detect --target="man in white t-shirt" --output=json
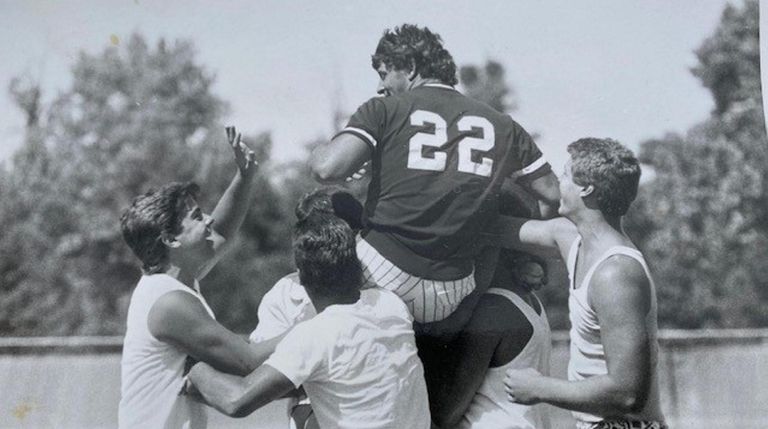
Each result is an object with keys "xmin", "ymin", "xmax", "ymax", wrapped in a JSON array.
[
  {"xmin": 189, "ymin": 213, "xmax": 430, "ymax": 428},
  {"xmin": 248, "ymin": 188, "xmax": 364, "ymax": 429},
  {"xmin": 119, "ymin": 127, "xmax": 279, "ymax": 429}
]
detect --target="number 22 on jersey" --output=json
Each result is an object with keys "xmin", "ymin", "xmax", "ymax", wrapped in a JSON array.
[{"xmin": 407, "ymin": 110, "xmax": 494, "ymax": 177}]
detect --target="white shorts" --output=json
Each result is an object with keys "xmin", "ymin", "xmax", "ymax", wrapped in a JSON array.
[{"xmin": 357, "ymin": 238, "xmax": 476, "ymax": 323}]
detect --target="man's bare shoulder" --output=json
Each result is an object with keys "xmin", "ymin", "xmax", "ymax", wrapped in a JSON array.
[{"xmin": 589, "ymin": 254, "xmax": 651, "ymax": 313}]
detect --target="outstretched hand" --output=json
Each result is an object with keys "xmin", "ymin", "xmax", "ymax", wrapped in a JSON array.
[{"xmin": 226, "ymin": 126, "xmax": 258, "ymax": 177}]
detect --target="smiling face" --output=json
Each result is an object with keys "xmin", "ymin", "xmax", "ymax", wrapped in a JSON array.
[
  {"xmin": 171, "ymin": 196, "xmax": 215, "ymax": 262},
  {"xmin": 375, "ymin": 63, "xmax": 411, "ymax": 97}
]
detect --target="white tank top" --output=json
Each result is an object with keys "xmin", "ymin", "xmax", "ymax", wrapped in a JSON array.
[
  {"xmin": 566, "ymin": 236, "xmax": 664, "ymax": 425},
  {"xmin": 459, "ymin": 288, "xmax": 552, "ymax": 429},
  {"xmin": 119, "ymin": 274, "xmax": 215, "ymax": 429}
]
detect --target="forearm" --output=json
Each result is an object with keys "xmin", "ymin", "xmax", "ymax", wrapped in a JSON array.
[
  {"xmin": 189, "ymin": 363, "xmax": 250, "ymax": 417},
  {"xmin": 190, "ymin": 362, "xmax": 295, "ymax": 418},
  {"xmin": 211, "ymin": 171, "xmax": 256, "ymax": 240},
  {"xmin": 192, "ymin": 334, "xmax": 261, "ymax": 376},
  {"xmin": 532, "ymin": 374, "xmax": 643, "ymax": 417},
  {"xmin": 538, "ymin": 199, "xmax": 559, "ymax": 219}
]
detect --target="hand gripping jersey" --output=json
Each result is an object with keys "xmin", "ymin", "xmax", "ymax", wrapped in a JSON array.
[{"xmin": 338, "ymin": 83, "xmax": 550, "ymax": 280}]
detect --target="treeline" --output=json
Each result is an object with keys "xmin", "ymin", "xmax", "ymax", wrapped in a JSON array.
[{"xmin": 0, "ymin": 0, "xmax": 763, "ymax": 335}]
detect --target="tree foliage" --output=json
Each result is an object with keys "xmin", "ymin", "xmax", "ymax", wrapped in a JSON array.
[
  {"xmin": 460, "ymin": 60, "xmax": 517, "ymax": 113},
  {"xmin": 625, "ymin": 0, "xmax": 766, "ymax": 328},
  {"xmin": 0, "ymin": 35, "xmax": 300, "ymax": 335}
]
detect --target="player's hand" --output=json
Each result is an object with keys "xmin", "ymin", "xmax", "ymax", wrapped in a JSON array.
[
  {"xmin": 345, "ymin": 162, "xmax": 369, "ymax": 182},
  {"xmin": 225, "ymin": 126, "xmax": 258, "ymax": 177},
  {"xmin": 504, "ymin": 368, "xmax": 543, "ymax": 405}
]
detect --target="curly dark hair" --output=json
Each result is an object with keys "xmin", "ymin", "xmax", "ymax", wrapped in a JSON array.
[
  {"xmin": 293, "ymin": 213, "xmax": 362, "ymax": 295},
  {"xmin": 371, "ymin": 24, "xmax": 458, "ymax": 86},
  {"xmin": 567, "ymin": 138, "xmax": 641, "ymax": 217},
  {"xmin": 120, "ymin": 182, "xmax": 200, "ymax": 274}
]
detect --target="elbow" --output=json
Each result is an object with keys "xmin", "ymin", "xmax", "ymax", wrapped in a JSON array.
[
  {"xmin": 432, "ymin": 413, "xmax": 459, "ymax": 429},
  {"xmin": 614, "ymin": 390, "xmax": 645, "ymax": 415},
  {"xmin": 309, "ymin": 151, "xmax": 344, "ymax": 183},
  {"xmin": 310, "ymin": 161, "xmax": 340, "ymax": 183},
  {"xmin": 222, "ymin": 393, "xmax": 251, "ymax": 418},
  {"xmin": 430, "ymin": 403, "xmax": 462, "ymax": 428}
]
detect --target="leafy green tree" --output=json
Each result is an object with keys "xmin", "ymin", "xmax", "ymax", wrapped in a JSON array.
[
  {"xmin": 625, "ymin": 0, "xmax": 767, "ymax": 328},
  {"xmin": 1, "ymin": 35, "xmax": 299, "ymax": 335}
]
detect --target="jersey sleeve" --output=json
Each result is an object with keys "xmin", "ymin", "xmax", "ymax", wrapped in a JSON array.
[
  {"xmin": 263, "ymin": 322, "xmax": 327, "ymax": 388},
  {"xmin": 334, "ymin": 97, "xmax": 387, "ymax": 150},
  {"xmin": 507, "ymin": 121, "xmax": 552, "ymax": 183},
  {"xmin": 249, "ymin": 278, "xmax": 294, "ymax": 342}
]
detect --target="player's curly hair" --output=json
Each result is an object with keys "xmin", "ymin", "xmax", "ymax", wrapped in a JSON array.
[
  {"xmin": 120, "ymin": 182, "xmax": 200, "ymax": 274},
  {"xmin": 567, "ymin": 138, "xmax": 641, "ymax": 217},
  {"xmin": 371, "ymin": 24, "xmax": 458, "ymax": 86}
]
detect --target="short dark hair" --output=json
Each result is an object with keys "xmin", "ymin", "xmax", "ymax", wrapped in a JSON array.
[
  {"xmin": 371, "ymin": 24, "xmax": 458, "ymax": 86},
  {"xmin": 567, "ymin": 138, "xmax": 641, "ymax": 217},
  {"xmin": 295, "ymin": 188, "xmax": 364, "ymax": 231},
  {"xmin": 120, "ymin": 182, "xmax": 200, "ymax": 274},
  {"xmin": 293, "ymin": 213, "xmax": 362, "ymax": 296}
]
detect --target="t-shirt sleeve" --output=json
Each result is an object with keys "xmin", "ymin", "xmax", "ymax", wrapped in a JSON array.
[
  {"xmin": 507, "ymin": 120, "xmax": 552, "ymax": 183},
  {"xmin": 334, "ymin": 97, "xmax": 387, "ymax": 150},
  {"xmin": 250, "ymin": 281, "xmax": 292, "ymax": 342},
  {"xmin": 263, "ymin": 322, "xmax": 326, "ymax": 388}
]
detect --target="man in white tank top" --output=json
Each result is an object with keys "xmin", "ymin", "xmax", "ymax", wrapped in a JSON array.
[
  {"xmin": 496, "ymin": 138, "xmax": 666, "ymax": 428},
  {"xmin": 119, "ymin": 127, "xmax": 279, "ymax": 429},
  {"xmin": 430, "ymin": 247, "xmax": 552, "ymax": 429}
]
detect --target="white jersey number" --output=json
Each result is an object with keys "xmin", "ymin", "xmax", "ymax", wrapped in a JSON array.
[{"xmin": 407, "ymin": 110, "xmax": 494, "ymax": 177}]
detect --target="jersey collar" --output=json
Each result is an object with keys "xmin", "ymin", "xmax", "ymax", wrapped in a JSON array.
[{"xmin": 422, "ymin": 83, "xmax": 457, "ymax": 91}]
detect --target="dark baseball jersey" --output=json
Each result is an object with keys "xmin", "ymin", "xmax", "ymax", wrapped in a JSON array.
[{"xmin": 337, "ymin": 83, "xmax": 550, "ymax": 280}]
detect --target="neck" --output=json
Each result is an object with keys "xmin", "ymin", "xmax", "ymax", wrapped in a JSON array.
[
  {"xmin": 409, "ymin": 76, "xmax": 447, "ymax": 90},
  {"xmin": 163, "ymin": 262, "xmax": 197, "ymax": 289},
  {"xmin": 309, "ymin": 289, "xmax": 361, "ymax": 313},
  {"xmin": 572, "ymin": 210, "xmax": 624, "ymax": 246},
  {"xmin": 492, "ymin": 265, "xmax": 533, "ymax": 298}
]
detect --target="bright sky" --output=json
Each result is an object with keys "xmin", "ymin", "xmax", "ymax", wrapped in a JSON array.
[{"xmin": 0, "ymin": 0, "xmax": 732, "ymax": 172}]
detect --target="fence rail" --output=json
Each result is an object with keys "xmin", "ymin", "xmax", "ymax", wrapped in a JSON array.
[{"xmin": 2, "ymin": 328, "xmax": 768, "ymax": 354}]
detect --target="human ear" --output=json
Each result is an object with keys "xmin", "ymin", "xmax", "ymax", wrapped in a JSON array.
[
  {"xmin": 579, "ymin": 185, "xmax": 594, "ymax": 198},
  {"xmin": 161, "ymin": 233, "xmax": 181, "ymax": 249},
  {"xmin": 408, "ymin": 59, "xmax": 418, "ymax": 81}
]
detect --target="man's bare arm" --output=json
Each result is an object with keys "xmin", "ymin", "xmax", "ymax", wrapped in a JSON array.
[
  {"xmin": 431, "ymin": 323, "xmax": 500, "ymax": 428},
  {"xmin": 310, "ymin": 133, "xmax": 371, "ymax": 183},
  {"xmin": 199, "ymin": 127, "xmax": 259, "ymax": 279},
  {"xmin": 188, "ymin": 362, "xmax": 295, "ymax": 418},
  {"xmin": 505, "ymin": 257, "xmax": 653, "ymax": 416},
  {"xmin": 486, "ymin": 216, "xmax": 576, "ymax": 259},
  {"xmin": 149, "ymin": 291, "xmax": 282, "ymax": 376},
  {"xmin": 522, "ymin": 171, "xmax": 560, "ymax": 219}
]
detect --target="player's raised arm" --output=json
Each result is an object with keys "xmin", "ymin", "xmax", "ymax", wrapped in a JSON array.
[
  {"xmin": 188, "ymin": 362, "xmax": 295, "ymax": 418},
  {"xmin": 310, "ymin": 133, "xmax": 372, "ymax": 183},
  {"xmin": 197, "ymin": 126, "xmax": 258, "ymax": 279}
]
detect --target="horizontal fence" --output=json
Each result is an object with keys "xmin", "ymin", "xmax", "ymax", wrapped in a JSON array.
[
  {"xmin": 0, "ymin": 330, "xmax": 766, "ymax": 428},
  {"xmin": 3, "ymin": 328, "xmax": 768, "ymax": 353}
]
